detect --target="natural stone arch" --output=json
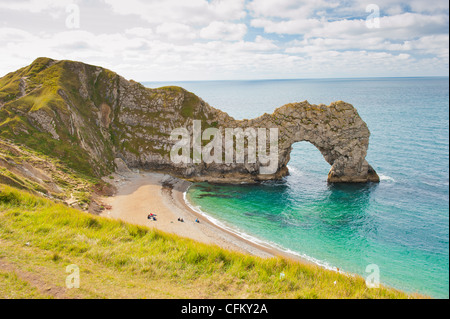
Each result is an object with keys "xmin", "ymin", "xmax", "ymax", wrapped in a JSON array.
[
  {"xmin": 131, "ymin": 95, "xmax": 380, "ymax": 184},
  {"xmin": 241, "ymin": 100, "xmax": 380, "ymax": 183},
  {"xmin": 104, "ymin": 78, "xmax": 379, "ymax": 183}
]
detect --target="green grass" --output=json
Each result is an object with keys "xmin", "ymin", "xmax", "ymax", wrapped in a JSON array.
[
  {"xmin": 0, "ymin": 269, "xmax": 51, "ymax": 299},
  {"xmin": 0, "ymin": 139, "xmax": 99, "ymax": 207},
  {"xmin": 0, "ymin": 184, "xmax": 417, "ymax": 299},
  {"xmin": 0, "ymin": 58, "xmax": 117, "ymax": 178},
  {"xmin": 180, "ymin": 91, "xmax": 200, "ymax": 118},
  {"xmin": 0, "ymin": 167, "xmax": 48, "ymax": 194}
]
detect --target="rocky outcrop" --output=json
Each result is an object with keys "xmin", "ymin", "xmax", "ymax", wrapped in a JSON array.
[
  {"xmin": 0, "ymin": 57, "xmax": 379, "ymax": 183},
  {"xmin": 138, "ymin": 100, "xmax": 379, "ymax": 183},
  {"xmin": 272, "ymin": 101, "xmax": 379, "ymax": 183}
]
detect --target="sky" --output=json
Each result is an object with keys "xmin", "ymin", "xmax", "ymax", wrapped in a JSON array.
[{"xmin": 0, "ymin": 0, "xmax": 448, "ymax": 81}]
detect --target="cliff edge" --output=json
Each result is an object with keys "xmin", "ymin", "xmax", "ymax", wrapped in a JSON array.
[{"xmin": 0, "ymin": 57, "xmax": 379, "ymax": 183}]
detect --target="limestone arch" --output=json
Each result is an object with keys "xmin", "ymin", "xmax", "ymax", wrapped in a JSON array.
[{"xmin": 243, "ymin": 100, "xmax": 380, "ymax": 183}]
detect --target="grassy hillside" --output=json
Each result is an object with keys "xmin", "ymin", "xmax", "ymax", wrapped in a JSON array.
[
  {"xmin": 0, "ymin": 184, "xmax": 416, "ymax": 299},
  {"xmin": 0, "ymin": 139, "xmax": 114, "ymax": 212},
  {"xmin": 0, "ymin": 58, "xmax": 117, "ymax": 177},
  {"xmin": 0, "ymin": 58, "xmax": 222, "ymax": 180}
]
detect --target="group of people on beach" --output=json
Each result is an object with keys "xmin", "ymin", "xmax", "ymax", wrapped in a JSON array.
[
  {"xmin": 147, "ymin": 212, "xmax": 200, "ymax": 224},
  {"xmin": 177, "ymin": 217, "xmax": 200, "ymax": 223}
]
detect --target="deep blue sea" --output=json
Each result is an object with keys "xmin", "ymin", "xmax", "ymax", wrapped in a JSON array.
[{"xmin": 144, "ymin": 77, "xmax": 449, "ymax": 298}]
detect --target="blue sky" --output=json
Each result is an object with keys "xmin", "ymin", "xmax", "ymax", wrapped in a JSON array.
[{"xmin": 0, "ymin": 0, "xmax": 448, "ymax": 81}]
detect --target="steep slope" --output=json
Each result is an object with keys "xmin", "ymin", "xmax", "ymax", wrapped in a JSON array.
[
  {"xmin": 0, "ymin": 58, "xmax": 379, "ymax": 183},
  {"xmin": 0, "ymin": 139, "xmax": 114, "ymax": 211},
  {"xmin": 0, "ymin": 184, "xmax": 413, "ymax": 298},
  {"xmin": 0, "ymin": 57, "xmax": 116, "ymax": 176}
]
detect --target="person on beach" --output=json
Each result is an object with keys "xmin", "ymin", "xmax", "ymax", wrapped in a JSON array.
[{"xmin": 195, "ymin": 218, "xmax": 199, "ymax": 223}]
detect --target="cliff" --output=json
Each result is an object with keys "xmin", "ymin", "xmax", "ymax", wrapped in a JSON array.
[{"xmin": 0, "ymin": 57, "xmax": 379, "ymax": 183}]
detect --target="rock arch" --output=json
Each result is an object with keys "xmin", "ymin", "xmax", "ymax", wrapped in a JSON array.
[
  {"xmin": 240, "ymin": 100, "xmax": 380, "ymax": 183},
  {"xmin": 91, "ymin": 70, "xmax": 380, "ymax": 184},
  {"xmin": 126, "ymin": 94, "xmax": 380, "ymax": 184}
]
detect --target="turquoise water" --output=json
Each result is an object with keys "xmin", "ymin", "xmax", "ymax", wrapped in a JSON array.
[{"xmin": 144, "ymin": 77, "xmax": 449, "ymax": 298}]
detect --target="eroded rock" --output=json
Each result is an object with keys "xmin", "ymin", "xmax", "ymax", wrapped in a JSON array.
[{"xmin": 0, "ymin": 58, "xmax": 379, "ymax": 183}]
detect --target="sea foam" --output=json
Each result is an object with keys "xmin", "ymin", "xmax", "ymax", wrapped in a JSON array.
[{"xmin": 379, "ymin": 173, "xmax": 395, "ymax": 182}]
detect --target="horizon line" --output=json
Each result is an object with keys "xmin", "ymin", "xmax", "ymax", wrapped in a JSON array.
[{"xmin": 140, "ymin": 75, "xmax": 449, "ymax": 83}]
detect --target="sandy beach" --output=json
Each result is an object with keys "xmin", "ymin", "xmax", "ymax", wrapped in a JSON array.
[{"xmin": 100, "ymin": 170, "xmax": 309, "ymax": 261}]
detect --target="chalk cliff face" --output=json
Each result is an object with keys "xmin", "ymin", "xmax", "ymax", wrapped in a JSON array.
[{"xmin": 0, "ymin": 58, "xmax": 379, "ymax": 183}]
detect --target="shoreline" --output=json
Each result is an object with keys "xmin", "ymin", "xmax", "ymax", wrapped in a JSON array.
[
  {"xmin": 96, "ymin": 170, "xmax": 429, "ymax": 298},
  {"xmin": 99, "ymin": 170, "xmax": 315, "ymax": 264}
]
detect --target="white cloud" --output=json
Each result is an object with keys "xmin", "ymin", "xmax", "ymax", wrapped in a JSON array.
[
  {"xmin": 0, "ymin": 27, "xmax": 282, "ymax": 80},
  {"xmin": 285, "ymin": 34, "xmax": 449, "ymax": 55},
  {"xmin": 252, "ymin": 12, "xmax": 448, "ymax": 39},
  {"xmin": 247, "ymin": 0, "xmax": 339, "ymax": 19},
  {"xmin": 155, "ymin": 23, "xmax": 197, "ymax": 41},
  {"xmin": 103, "ymin": 0, "xmax": 246, "ymax": 26},
  {"xmin": 251, "ymin": 18, "xmax": 323, "ymax": 34},
  {"xmin": 0, "ymin": 0, "xmax": 72, "ymax": 13},
  {"xmin": 200, "ymin": 21, "xmax": 247, "ymax": 41},
  {"xmin": 248, "ymin": 0, "xmax": 450, "ymax": 18},
  {"xmin": 124, "ymin": 27, "xmax": 154, "ymax": 38},
  {"xmin": 0, "ymin": 0, "xmax": 448, "ymax": 80}
]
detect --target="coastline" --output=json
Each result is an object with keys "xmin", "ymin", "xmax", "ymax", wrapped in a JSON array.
[{"xmin": 99, "ymin": 170, "xmax": 314, "ymax": 264}]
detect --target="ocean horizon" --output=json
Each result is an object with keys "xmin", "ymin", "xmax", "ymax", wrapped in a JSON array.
[
  {"xmin": 143, "ymin": 76, "xmax": 449, "ymax": 298},
  {"xmin": 143, "ymin": 75, "xmax": 448, "ymax": 84}
]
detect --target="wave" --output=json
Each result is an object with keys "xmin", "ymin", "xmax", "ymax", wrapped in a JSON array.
[
  {"xmin": 291, "ymin": 166, "xmax": 396, "ymax": 184},
  {"xmin": 287, "ymin": 165, "xmax": 303, "ymax": 177},
  {"xmin": 379, "ymin": 173, "xmax": 395, "ymax": 182},
  {"xmin": 183, "ymin": 188, "xmax": 347, "ymax": 274}
]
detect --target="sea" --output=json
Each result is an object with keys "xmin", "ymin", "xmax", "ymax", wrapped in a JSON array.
[{"xmin": 144, "ymin": 77, "xmax": 449, "ymax": 298}]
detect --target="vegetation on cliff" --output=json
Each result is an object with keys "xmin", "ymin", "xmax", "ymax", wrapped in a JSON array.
[
  {"xmin": 0, "ymin": 139, "xmax": 113, "ymax": 211},
  {"xmin": 0, "ymin": 58, "xmax": 116, "ymax": 177}
]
